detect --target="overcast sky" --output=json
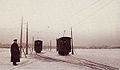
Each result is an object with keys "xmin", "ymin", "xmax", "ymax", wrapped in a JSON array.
[{"xmin": 0, "ymin": 0, "xmax": 120, "ymax": 46}]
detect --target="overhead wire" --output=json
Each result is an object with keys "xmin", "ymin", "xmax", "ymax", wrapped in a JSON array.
[
  {"xmin": 72, "ymin": 0, "xmax": 114, "ymax": 28},
  {"xmin": 48, "ymin": 0, "xmax": 110, "ymax": 35},
  {"xmin": 49, "ymin": 0, "xmax": 102, "ymax": 27},
  {"xmin": 49, "ymin": 0, "xmax": 113, "ymax": 28},
  {"xmin": 47, "ymin": 0, "xmax": 103, "ymax": 35},
  {"xmin": 51, "ymin": 0, "xmax": 114, "ymax": 38},
  {"xmin": 29, "ymin": 0, "xmax": 114, "ymax": 38}
]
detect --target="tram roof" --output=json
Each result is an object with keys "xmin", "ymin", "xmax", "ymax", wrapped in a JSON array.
[
  {"xmin": 35, "ymin": 40, "xmax": 43, "ymax": 42},
  {"xmin": 57, "ymin": 37, "xmax": 71, "ymax": 40}
]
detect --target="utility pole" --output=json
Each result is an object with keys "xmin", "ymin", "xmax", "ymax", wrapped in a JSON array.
[
  {"xmin": 32, "ymin": 37, "xmax": 34, "ymax": 52},
  {"xmin": 71, "ymin": 27, "xmax": 74, "ymax": 55},
  {"xmin": 20, "ymin": 17, "xmax": 23, "ymax": 57},
  {"xmin": 26, "ymin": 22, "xmax": 28, "ymax": 54},
  {"xmin": 47, "ymin": 42, "xmax": 49, "ymax": 50},
  {"xmin": 50, "ymin": 40, "xmax": 51, "ymax": 51}
]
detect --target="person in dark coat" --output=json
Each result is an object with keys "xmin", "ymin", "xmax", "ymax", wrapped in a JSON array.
[{"xmin": 10, "ymin": 39, "xmax": 20, "ymax": 65}]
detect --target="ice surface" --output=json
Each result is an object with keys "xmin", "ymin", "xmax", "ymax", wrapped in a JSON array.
[
  {"xmin": 74, "ymin": 49, "xmax": 120, "ymax": 68},
  {"xmin": 0, "ymin": 48, "xmax": 120, "ymax": 70},
  {"xmin": 0, "ymin": 48, "xmax": 92, "ymax": 70}
]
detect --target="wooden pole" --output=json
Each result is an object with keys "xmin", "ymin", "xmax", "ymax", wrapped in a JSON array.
[
  {"xmin": 32, "ymin": 37, "xmax": 34, "ymax": 52},
  {"xmin": 26, "ymin": 22, "xmax": 28, "ymax": 54},
  {"xmin": 50, "ymin": 40, "xmax": 51, "ymax": 51},
  {"xmin": 47, "ymin": 42, "xmax": 49, "ymax": 50},
  {"xmin": 20, "ymin": 17, "xmax": 23, "ymax": 57},
  {"xmin": 71, "ymin": 27, "xmax": 74, "ymax": 55}
]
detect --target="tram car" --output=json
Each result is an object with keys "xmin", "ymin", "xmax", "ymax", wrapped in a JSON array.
[
  {"xmin": 56, "ymin": 37, "xmax": 71, "ymax": 56},
  {"xmin": 34, "ymin": 40, "xmax": 43, "ymax": 53}
]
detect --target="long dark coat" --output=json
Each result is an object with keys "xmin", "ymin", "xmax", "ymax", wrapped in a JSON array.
[{"xmin": 10, "ymin": 43, "xmax": 20, "ymax": 62}]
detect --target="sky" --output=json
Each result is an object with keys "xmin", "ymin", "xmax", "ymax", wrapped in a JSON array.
[{"xmin": 0, "ymin": 0, "xmax": 120, "ymax": 46}]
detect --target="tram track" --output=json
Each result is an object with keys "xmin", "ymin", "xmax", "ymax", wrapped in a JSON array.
[
  {"xmin": 32, "ymin": 54, "xmax": 118, "ymax": 70},
  {"xmin": 68, "ymin": 56, "xmax": 118, "ymax": 70},
  {"xmin": 9, "ymin": 60, "xmax": 35, "ymax": 70}
]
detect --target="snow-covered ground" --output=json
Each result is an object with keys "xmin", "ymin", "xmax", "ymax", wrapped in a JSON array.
[
  {"xmin": 74, "ymin": 49, "xmax": 120, "ymax": 68},
  {"xmin": 0, "ymin": 48, "xmax": 120, "ymax": 70},
  {"xmin": 0, "ymin": 48, "xmax": 92, "ymax": 70}
]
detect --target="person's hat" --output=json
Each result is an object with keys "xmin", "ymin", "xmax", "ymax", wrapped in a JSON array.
[{"xmin": 13, "ymin": 39, "xmax": 17, "ymax": 41}]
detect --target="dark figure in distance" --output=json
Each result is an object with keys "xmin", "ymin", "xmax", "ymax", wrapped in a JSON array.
[{"xmin": 10, "ymin": 39, "xmax": 20, "ymax": 66}]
